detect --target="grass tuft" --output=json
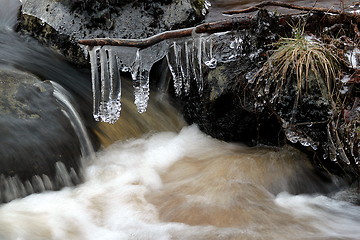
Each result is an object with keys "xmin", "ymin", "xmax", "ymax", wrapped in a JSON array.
[{"xmin": 254, "ymin": 26, "xmax": 342, "ymax": 103}]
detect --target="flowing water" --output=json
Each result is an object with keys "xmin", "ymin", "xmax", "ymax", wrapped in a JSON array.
[
  {"xmin": 1, "ymin": 0, "xmax": 360, "ymax": 239},
  {"xmin": 1, "ymin": 125, "xmax": 360, "ymax": 240}
]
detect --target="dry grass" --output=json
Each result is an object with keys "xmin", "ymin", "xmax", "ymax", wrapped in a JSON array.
[{"xmin": 254, "ymin": 27, "xmax": 342, "ymax": 102}]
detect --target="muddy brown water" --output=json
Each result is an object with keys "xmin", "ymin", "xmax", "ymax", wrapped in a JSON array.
[{"xmin": 0, "ymin": 0, "xmax": 360, "ymax": 239}]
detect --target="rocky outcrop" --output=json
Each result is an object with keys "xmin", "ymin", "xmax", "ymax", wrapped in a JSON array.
[
  {"xmin": 17, "ymin": 0, "xmax": 207, "ymax": 66},
  {"xmin": 0, "ymin": 68, "xmax": 82, "ymax": 203},
  {"xmin": 175, "ymin": 10, "xmax": 359, "ymax": 179},
  {"xmin": 177, "ymin": 10, "xmax": 284, "ymax": 146}
]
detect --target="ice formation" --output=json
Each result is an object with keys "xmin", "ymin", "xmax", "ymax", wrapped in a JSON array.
[{"xmin": 87, "ymin": 31, "xmax": 246, "ymax": 123}]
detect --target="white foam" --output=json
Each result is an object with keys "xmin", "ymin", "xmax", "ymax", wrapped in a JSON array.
[{"xmin": 0, "ymin": 125, "xmax": 359, "ymax": 240}]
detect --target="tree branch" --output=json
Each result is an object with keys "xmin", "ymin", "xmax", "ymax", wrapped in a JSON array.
[
  {"xmin": 78, "ymin": 18, "xmax": 253, "ymax": 48},
  {"xmin": 222, "ymin": 1, "xmax": 344, "ymax": 15},
  {"xmin": 78, "ymin": 27, "xmax": 194, "ymax": 48}
]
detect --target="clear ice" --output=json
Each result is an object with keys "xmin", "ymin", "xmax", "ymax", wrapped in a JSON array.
[
  {"xmin": 87, "ymin": 31, "xmax": 247, "ymax": 123},
  {"xmin": 89, "ymin": 46, "xmax": 121, "ymax": 124},
  {"xmin": 132, "ymin": 41, "xmax": 169, "ymax": 113}
]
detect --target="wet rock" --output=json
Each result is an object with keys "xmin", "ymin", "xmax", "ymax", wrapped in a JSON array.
[
  {"xmin": 177, "ymin": 10, "xmax": 283, "ymax": 146},
  {"xmin": 174, "ymin": 10, "xmax": 358, "ymax": 179},
  {"xmin": 0, "ymin": 68, "xmax": 82, "ymax": 203},
  {"xmin": 17, "ymin": 0, "xmax": 207, "ymax": 66}
]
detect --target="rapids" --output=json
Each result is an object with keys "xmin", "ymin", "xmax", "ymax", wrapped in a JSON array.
[
  {"xmin": 0, "ymin": 0, "xmax": 360, "ymax": 239},
  {"xmin": 0, "ymin": 126, "xmax": 360, "ymax": 239}
]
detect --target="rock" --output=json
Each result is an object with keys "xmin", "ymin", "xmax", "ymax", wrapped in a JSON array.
[
  {"xmin": 17, "ymin": 0, "xmax": 207, "ymax": 66},
  {"xmin": 0, "ymin": 67, "xmax": 82, "ymax": 203},
  {"xmin": 174, "ymin": 10, "xmax": 358, "ymax": 178},
  {"xmin": 177, "ymin": 10, "xmax": 283, "ymax": 146}
]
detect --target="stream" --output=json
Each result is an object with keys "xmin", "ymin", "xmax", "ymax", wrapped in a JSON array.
[{"xmin": 0, "ymin": 0, "xmax": 360, "ymax": 239}]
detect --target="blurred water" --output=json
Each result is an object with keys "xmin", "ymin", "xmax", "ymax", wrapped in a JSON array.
[
  {"xmin": 0, "ymin": 126, "xmax": 359, "ymax": 239},
  {"xmin": 0, "ymin": 0, "xmax": 20, "ymax": 30},
  {"xmin": 0, "ymin": 0, "xmax": 360, "ymax": 239}
]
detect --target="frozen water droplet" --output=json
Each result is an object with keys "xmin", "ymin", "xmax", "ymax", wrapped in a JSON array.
[
  {"xmin": 183, "ymin": 40, "xmax": 191, "ymax": 94},
  {"xmin": 167, "ymin": 41, "xmax": 184, "ymax": 96},
  {"xmin": 194, "ymin": 36, "xmax": 204, "ymax": 94},
  {"xmin": 264, "ymin": 83, "xmax": 270, "ymax": 94},
  {"xmin": 245, "ymin": 69, "xmax": 258, "ymax": 83},
  {"xmin": 205, "ymin": 58, "xmax": 217, "ymax": 68}
]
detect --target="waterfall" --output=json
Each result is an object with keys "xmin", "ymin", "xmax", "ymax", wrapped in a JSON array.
[{"xmin": 51, "ymin": 81, "xmax": 95, "ymax": 160}]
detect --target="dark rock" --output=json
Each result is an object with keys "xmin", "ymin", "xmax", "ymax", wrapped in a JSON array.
[
  {"xmin": 176, "ymin": 10, "xmax": 283, "ymax": 146},
  {"xmin": 173, "ymin": 10, "xmax": 358, "ymax": 179},
  {"xmin": 0, "ymin": 68, "xmax": 82, "ymax": 203}
]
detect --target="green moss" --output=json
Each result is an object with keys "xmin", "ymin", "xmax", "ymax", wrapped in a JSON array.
[
  {"xmin": 191, "ymin": 0, "xmax": 205, "ymax": 15},
  {"xmin": 192, "ymin": 0, "xmax": 205, "ymax": 9}
]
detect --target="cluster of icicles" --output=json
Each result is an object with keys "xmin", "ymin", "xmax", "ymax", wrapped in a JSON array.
[{"xmin": 88, "ymin": 31, "xmax": 243, "ymax": 123}]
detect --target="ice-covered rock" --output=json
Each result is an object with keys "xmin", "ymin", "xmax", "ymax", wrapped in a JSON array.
[{"xmin": 17, "ymin": 0, "xmax": 207, "ymax": 66}]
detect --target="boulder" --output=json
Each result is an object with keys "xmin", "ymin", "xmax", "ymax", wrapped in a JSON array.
[
  {"xmin": 17, "ymin": 0, "xmax": 207, "ymax": 66},
  {"xmin": 0, "ymin": 67, "xmax": 82, "ymax": 203},
  {"xmin": 177, "ymin": 10, "xmax": 284, "ymax": 146},
  {"xmin": 174, "ymin": 10, "xmax": 359, "ymax": 179}
]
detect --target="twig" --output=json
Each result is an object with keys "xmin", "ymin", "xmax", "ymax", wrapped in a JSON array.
[
  {"xmin": 222, "ymin": 1, "xmax": 344, "ymax": 15},
  {"xmin": 331, "ymin": 121, "xmax": 353, "ymax": 165},
  {"xmin": 292, "ymin": 120, "xmax": 328, "ymax": 126},
  {"xmin": 79, "ymin": 27, "xmax": 194, "ymax": 48},
  {"xmin": 78, "ymin": 18, "xmax": 253, "ymax": 48}
]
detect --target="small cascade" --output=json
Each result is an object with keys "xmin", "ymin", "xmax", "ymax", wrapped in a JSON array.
[
  {"xmin": 51, "ymin": 81, "xmax": 95, "ymax": 160},
  {"xmin": 0, "ymin": 162, "xmax": 79, "ymax": 203},
  {"xmin": 87, "ymin": 31, "xmax": 248, "ymax": 123}
]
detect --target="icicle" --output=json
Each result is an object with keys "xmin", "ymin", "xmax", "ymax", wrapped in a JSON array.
[
  {"xmin": 132, "ymin": 41, "xmax": 169, "ymax": 113},
  {"xmin": 203, "ymin": 35, "xmax": 217, "ymax": 69},
  {"xmin": 177, "ymin": 42, "xmax": 187, "ymax": 94},
  {"xmin": 167, "ymin": 41, "xmax": 183, "ymax": 96},
  {"xmin": 99, "ymin": 47, "xmax": 111, "ymax": 120},
  {"xmin": 104, "ymin": 46, "xmax": 122, "ymax": 123},
  {"xmin": 88, "ymin": 45, "xmax": 123, "ymax": 123},
  {"xmin": 193, "ymin": 36, "xmax": 204, "ymax": 94},
  {"xmin": 183, "ymin": 40, "xmax": 191, "ymax": 94},
  {"xmin": 88, "ymin": 46, "xmax": 101, "ymax": 121},
  {"xmin": 131, "ymin": 49, "xmax": 148, "ymax": 113},
  {"xmin": 166, "ymin": 36, "xmax": 211, "ymax": 96},
  {"xmin": 96, "ymin": 47, "xmax": 122, "ymax": 123}
]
